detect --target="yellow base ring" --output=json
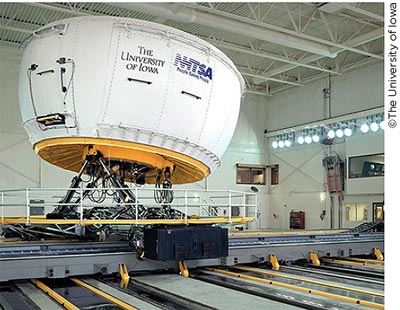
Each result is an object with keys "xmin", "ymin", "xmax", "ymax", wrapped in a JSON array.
[{"xmin": 34, "ymin": 137, "xmax": 210, "ymax": 184}]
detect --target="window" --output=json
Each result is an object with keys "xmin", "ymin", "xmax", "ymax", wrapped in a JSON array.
[
  {"xmin": 236, "ymin": 164, "xmax": 266, "ymax": 185},
  {"xmin": 270, "ymin": 165, "xmax": 279, "ymax": 185},
  {"xmin": 373, "ymin": 202, "xmax": 384, "ymax": 223},
  {"xmin": 345, "ymin": 203, "xmax": 368, "ymax": 222},
  {"xmin": 348, "ymin": 153, "xmax": 384, "ymax": 178}
]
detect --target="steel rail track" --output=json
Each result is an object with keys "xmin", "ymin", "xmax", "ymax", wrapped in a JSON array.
[
  {"xmin": 31, "ymin": 277, "xmax": 138, "ymax": 310},
  {"xmin": 100, "ymin": 276, "xmax": 218, "ymax": 310},
  {"xmin": 280, "ymin": 265, "xmax": 384, "ymax": 288},
  {"xmin": 191, "ymin": 271, "xmax": 325, "ymax": 310},
  {"xmin": 305, "ymin": 263, "xmax": 385, "ymax": 279},
  {"xmin": 204, "ymin": 267, "xmax": 384, "ymax": 309},
  {"xmin": 231, "ymin": 265, "xmax": 384, "ymax": 300},
  {"xmin": 0, "ymin": 282, "xmax": 41, "ymax": 310}
]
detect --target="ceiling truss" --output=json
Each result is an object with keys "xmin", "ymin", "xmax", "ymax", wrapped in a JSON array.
[{"xmin": 0, "ymin": 2, "xmax": 384, "ymax": 96}]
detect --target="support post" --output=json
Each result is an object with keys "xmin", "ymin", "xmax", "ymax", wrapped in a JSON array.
[
  {"xmin": 119, "ymin": 263, "xmax": 130, "ymax": 288},
  {"xmin": 185, "ymin": 190, "xmax": 188, "ymax": 224},
  {"xmin": 374, "ymin": 247, "xmax": 384, "ymax": 261},
  {"xmin": 310, "ymin": 251, "xmax": 321, "ymax": 266},
  {"xmin": 228, "ymin": 190, "xmax": 232, "ymax": 222},
  {"xmin": 1, "ymin": 191, "xmax": 4, "ymax": 221},
  {"xmin": 242, "ymin": 193, "xmax": 246, "ymax": 218},
  {"xmin": 269, "ymin": 254, "xmax": 280, "ymax": 271},
  {"xmin": 79, "ymin": 187, "xmax": 83, "ymax": 225},
  {"xmin": 179, "ymin": 261, "xmax": 189, "ymax": 277},
  {"xmin": 26, "ymin": 188, "xmax": 30, "ymax": 225},
  {"xmin": 135, "ymin": 187, "xmax": 138, "ymax": 225}
]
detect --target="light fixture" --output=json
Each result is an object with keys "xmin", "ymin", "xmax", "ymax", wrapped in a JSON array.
[
  {"xmin": 335, "ymin": 128, "xmax": 344, "ymax": 138},
  {"xmin": 327, "ymin": 129, "xmax": 335, "ymax": 139},
  {"xmin": 370, "ymin": 122, "xmax": 379, "ymax": 132},
  {"xmin": 360, "ymin": 123, "xmax": 369, "ymax": 133},
  {"xmin": 312, "ymin": 134, "xmax": 320, "ymax": 143},
  {"xmin": 344, "ymin": 127, "xmax": 352, "ymax": 137},
  {"xmin": 269, "ymin": 112, "xmax": 382, "ymax": 149}
]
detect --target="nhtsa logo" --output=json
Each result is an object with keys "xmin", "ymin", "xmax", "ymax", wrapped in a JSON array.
[{"xmin": 174, "ymin": 53, "xmax": 213, "ymax": 83}]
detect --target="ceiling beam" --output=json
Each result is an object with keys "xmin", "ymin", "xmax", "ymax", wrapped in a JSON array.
[
  {"xmin": 241, "ymin": 69, "xmax": 303, "ymax": 86},
  {"xmin": 185, "ymin": 3, "xmax": 383, "ymax": 59},
  {"xmin": 0, "ymin": 25, "xmax": 32, "ymax": 34},
  {"xmin": 209, "ymin": 38, "xmax": 341, "ymax": 75},
  {"xmin": 266, "ymin": 27, "xmax": 383, "ymax": 78},
  {"xmin": 270, "ymin": 56, "xmax": 382, "ymax": 95},
  {"xmin": 246, "ymin": 90, "xmax": 272, "ymax": 97},
  {"xmin": 25, "ymin": 3, "xmax": 91, "ymax": 16},
  {"xmin": 112, "ymin": 2, "xmax": 338, "ymax": 58},
  {"xmin": 341, "ymin": 3, "xmax": 384, "ymax": 22}
]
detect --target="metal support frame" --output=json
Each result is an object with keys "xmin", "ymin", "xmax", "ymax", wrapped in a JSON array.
[
  {"xmin": 374, "ymin": 247, "xmax": 384, "ymax": 261},
  {"xmin": 269, "ymin": 254, "xmax": 280, "ymax": 271},
  {"xmin": 0, "ymin": 232, "xmax": 384, "ymax": 281},
  {"xmin": 179, "ymin": 261, "xmax": 189, "ymax": 277},
  {"xmin": 310, "ymin": 251, "xmax": 321, "ymax": 266},
  {"xmin": 119, "ymin": 263, "xmax": 130, "ymax": 288}
]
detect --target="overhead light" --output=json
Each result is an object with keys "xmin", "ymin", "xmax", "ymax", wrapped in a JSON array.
[
  {"xmin": 272, "ymin": 141, "xmax": 278, "ymax": 149},
  {"xmin": 297, "ymin": 136, "xmax": 305, "ymax": 145},
  {"xmin": 380, "ymin": 120, "xmax": 385, "ymax": 130},
  {"xmin": 278, "ymin": 140, "xmax": 285, "ymax": 148},
  {"xmin": 312, "ymin": 134, "xmax": 320, "ymax": 143},
  {"xmin": 370, "ymin": 122, "xmax": 379, "ymax": 132},
  {"xmin": 344, "ymin": 128, "xmax": 352, "ymax": 137},
  {"xmin": 284, "ymin": 140, "xmax": 292, "ymax": 147},
  {"xmin": 305, "ymin": 136, "xmax": 312, "ymax": 144},
  {"xmin": 335, "ymin": 129, "xmax": 344, "ymax": 138},
  {"xmin": 360, "ymin": 123, "xmax": 369, "ymax": 133},
  {"xmin": 327, "ymin": 129, "xmax": 335, "ymax": 139}
]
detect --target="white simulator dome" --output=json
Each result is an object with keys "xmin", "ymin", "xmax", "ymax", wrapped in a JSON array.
[{"xmin": 19, "ymin": 16, "xmax": 245, "ymax": 184}]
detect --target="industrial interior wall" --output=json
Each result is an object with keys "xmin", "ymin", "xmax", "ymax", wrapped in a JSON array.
[
  {"xmin": 0, "ymin": 46, "xmax": 76, "ymax": 190},
  {"xmin": 0, "ymin": 46, "xmax": 269, "ymax": 227},
  {"xmin": 265, "ymin": 63, "xmax": 384, "ymax": 132},
  {"xmin": 265, "ymin": 62, "xmax": 384, "ymax": 230},
  {"xmin": 0, "ymin": 47, "xmax": 41, "ymax": 189}
]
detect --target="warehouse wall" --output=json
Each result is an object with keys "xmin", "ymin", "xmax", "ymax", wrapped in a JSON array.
[
  {"xmin": 265, "ymin": 62, "xmax": 384, "ymax": 229},
  {"xmin": 265, "ymin": 63, "xmax": 384, "ymax": 132}
]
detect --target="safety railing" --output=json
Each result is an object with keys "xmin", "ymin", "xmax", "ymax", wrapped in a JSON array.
[{"xmin": 0, "ymin": 187, "xmax": 257, "ymax": 226}]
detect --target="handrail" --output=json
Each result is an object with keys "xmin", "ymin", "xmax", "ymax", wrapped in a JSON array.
[{"xmin": 0, "ymin": 187, "xmax": 257, "ymax": 227}]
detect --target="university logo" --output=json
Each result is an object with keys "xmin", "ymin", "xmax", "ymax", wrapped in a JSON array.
[{"xmin": 174, "ymin": 53, "xmax": 213, "ymax": 80}]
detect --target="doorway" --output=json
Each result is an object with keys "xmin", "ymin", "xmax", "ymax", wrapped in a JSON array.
[{"xmin": 373, "ymin": 202, "xmax": 384, "ymax": 223}]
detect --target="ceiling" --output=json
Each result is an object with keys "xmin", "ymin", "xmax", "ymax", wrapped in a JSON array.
[{"xmin": 0, "ymin": 2, "xmax": 384, "ymax": 96}]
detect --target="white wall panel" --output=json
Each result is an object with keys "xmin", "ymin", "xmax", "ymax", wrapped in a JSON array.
[{"xmin": 265, "ymin": 63, "xmax": 384, "ymax": 132}]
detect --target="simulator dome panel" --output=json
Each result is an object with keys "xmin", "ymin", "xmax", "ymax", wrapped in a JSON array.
[{"xmin": 19, "ymin": 16, "xmax": 245, "ymax": 184}]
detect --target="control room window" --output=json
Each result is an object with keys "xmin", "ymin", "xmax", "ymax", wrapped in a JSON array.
[
  {"xmin": 348, "ymin": 153, "xmax": 384, "ymax": 178},
  {"xmin": 345, "ymin": 203, "xmax": 368, "ymax": 222},
  {"xmin": 236, "ymin": 165, "xmax": 266, "ymax": 185}
]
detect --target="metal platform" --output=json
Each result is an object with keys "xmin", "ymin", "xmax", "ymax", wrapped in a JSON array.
[{"xmin": 0, "ymin": 230, "xmax": 384, "ymax": 282}]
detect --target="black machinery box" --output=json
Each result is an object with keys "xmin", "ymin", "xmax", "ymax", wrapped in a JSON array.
[{"xmin": 144, "ymin": 226, "xmax": 228, "ymax": 261}]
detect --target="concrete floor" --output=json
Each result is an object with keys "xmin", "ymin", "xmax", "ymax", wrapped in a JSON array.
[{"xmin": 134, "ymin": 273, "xmax": 301, "ymax": 310}]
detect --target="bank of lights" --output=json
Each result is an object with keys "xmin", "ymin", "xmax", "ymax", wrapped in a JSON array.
[
  {"xmin": 270, "ymin": 113, "xmax": 384, "ymax": 150},
  {"xmin": 272, "ymin": 134, "xmax": 295, "ymax": 149},
  {"xmin": 361, "ymin": 115, "xmax": 384, "ymax": 134}
]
